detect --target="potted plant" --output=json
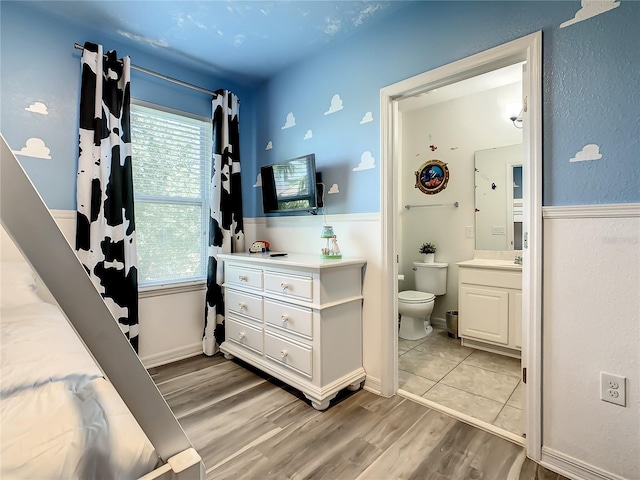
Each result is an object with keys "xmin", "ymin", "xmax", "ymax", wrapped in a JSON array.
[{"xmin": 419, "ymin": 242, "xmax": 436, "ymax": 263}]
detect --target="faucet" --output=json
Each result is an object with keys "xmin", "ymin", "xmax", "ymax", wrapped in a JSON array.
[{"xmin": 514, "ymin": 255, "xmax": 523, "ymax": 265}]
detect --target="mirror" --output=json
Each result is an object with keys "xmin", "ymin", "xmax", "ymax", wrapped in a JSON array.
[{"xmin": 474, "ymin": 144, "xmax": 523, "ymax": 251}]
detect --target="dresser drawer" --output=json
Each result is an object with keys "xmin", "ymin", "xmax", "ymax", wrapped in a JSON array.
[
  {"xmin": 226, "ymin": 265, "xmax": 263, "ymax": 290},
  {"xmin": 226, "ymin": 289, "xmax": 263, "ymax": 321},
  {"xmin": 264, "ymin": 332, "xmax": 312, "ymax": 377},
  {"xmin": 264, "ymin": 298, "xmax": 313, "ymax": 339},
  {"xmin": 264, "ymin": 271, "xmax": 313, "ymax": 301},
  {"xmin": 226, "ymin": 317, "xmax": 263, "ymax": 354}
]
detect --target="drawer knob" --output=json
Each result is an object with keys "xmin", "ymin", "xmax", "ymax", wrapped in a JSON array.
[
  {"xmin": 280, "ymin": 282, "xmax": 289, "ymax": 290},
  {"xmin": 238, "ymin": 302, "xmax": 247, "ymax": 310},
  {"xmin": 280, "ymin": 349, "xmax": 288, "ymax": 358},
  {"xmin": 281, "ymin": 314, "xmax": 288, "ymax": 322},
  {"xmin": 239, "ymin": 275, "xmax": 248, "ymax": 282},
  {"xmin": 238, "ymin": 332, "xmax": 246, "ymax": 340}
]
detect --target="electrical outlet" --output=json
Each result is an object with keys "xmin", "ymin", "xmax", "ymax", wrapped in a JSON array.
[
  {"xmin": 600, "ymin": 372, "xmax": 626, "ymax": 407},
  {"xmin": 465, "ymin": 226, "xmax": 474, "ymax": 238}
]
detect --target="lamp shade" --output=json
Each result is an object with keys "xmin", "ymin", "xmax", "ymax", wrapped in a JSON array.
[{"xmin": 321, "ymin": 225, "xmax": 334, "ymax": 238}]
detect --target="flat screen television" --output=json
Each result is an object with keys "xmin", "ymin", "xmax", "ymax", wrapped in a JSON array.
[{"xmin": 261, "ymin": 153, "xmax": 322, "ymax": 214}]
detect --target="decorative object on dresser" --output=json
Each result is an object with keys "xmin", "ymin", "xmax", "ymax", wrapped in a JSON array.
[
  {"xmin": 457, "ymin": 259, "xmax": 522, "ymax": 358},
  {"xmin": 320, "ymin": 225, "xmax": 342, "ymax": 259},
  {"xmin": 218, "ymin": 252, "xmax": 366, "ymax": 410}
]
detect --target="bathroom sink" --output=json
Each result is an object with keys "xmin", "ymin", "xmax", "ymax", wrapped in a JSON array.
[{"xmin": 456, "ymin": 258, "xmax": 522, "ymax": 271}]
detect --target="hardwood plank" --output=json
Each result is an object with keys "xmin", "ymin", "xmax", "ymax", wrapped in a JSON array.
[
  {"xmin": 203, "ymin": 448, "xmax": 271, "ymax": 480},
  {"xmin": 151, "ymin": 355, "xmax": 569, "ymax": 480},
  {"xmin": 255, "ymin": 395, "xmax": 375, "ymax": 476},
  {"xmin": 361, "ymin": 397, "xmax": 430, "ymax": 451},
  {"xmin": 147, "ymin": 354, "xmax": 224, "ymax": 384},
  {"xmin": 356, "ymin": 408, "xmax": 460, "ymax": 479},
  {"xmin": 161, "ymin": 362, "xmax": 269, "ymax": 418},
  {"xmin": 180, "ymin": 381, "xmax": 300, "ymax": 469}
]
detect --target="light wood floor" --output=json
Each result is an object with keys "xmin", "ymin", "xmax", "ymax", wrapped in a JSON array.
[{"xmin": 149, "ymin": 354, "xmax": 567, "ymax": 480}]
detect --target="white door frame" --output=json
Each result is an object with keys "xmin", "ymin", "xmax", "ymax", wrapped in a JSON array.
[{"xmin": 379, "ymin": 31, "xmax": 543, "ymax": 460}]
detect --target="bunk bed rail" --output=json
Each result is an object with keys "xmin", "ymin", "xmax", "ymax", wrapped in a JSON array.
[{"xmin": 0, "ymin": 134, "xmax": 204, "ymax": 479}]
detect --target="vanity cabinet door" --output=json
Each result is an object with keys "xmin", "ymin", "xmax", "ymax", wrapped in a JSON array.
[
  {"xmin": 511, "ymin": 291, "xmax": 523, "ymax": 349},
  {"xmin": 459, "ymin": 285, "xmax": 509, "ymax": 345}
]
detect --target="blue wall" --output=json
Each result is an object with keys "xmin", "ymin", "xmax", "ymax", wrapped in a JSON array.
[
  {"xmin": 2, "ymin": 1, "xmax": 638, "ymax": 215},
  {"xmin": 249, "ymin": 1, "xmax": 639, "ymax": 216},
  {"xmin": 0, "ymin": 1, "xmax": 256, "ymax": 210}
]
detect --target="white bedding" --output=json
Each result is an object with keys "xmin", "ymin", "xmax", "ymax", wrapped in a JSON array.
[{"xmin": 1, "ymin": 281, "xmax": 159, "ymax": 478}]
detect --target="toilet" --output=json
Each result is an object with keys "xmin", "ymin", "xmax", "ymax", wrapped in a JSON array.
[{"xmin": 398, "ymin": 261, "xmax": 448, "ymax": 340}]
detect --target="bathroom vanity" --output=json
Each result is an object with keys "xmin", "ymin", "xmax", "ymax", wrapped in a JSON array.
[
  {"xmin": 457, "ymin": 258, "xmax": 522, "ymax": 358},
  {"xmin": 217, "ymin": 252, "xmax": 366, "ymax": 410}
]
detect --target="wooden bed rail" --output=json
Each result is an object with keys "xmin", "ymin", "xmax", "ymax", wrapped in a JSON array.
[
  {"xmin": 138, "ymin": 448, "xmax": 202, "ymax": 480},
  {"xmin": 0, "ymin": 134, "xmax": 204, "ymax": 479}
]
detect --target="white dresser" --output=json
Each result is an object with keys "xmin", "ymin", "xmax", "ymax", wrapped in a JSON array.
[{"xmin": 218, "ymin": 252, "xmax": 366, "ymax": 410}]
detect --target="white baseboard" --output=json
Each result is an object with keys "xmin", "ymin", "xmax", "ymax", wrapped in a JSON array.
[
  {"xmin": 541, "ymin": 447, "xmax": 628, "ymax": 480},
  {"xmin": 141, "ymin": 343, "xmax": 202, "ymax": 368},
  {"xmin": 363, "ymin": 375, "xmax": 383, "ymax": 396}
]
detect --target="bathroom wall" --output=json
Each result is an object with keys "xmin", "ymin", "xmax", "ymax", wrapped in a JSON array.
[{"xmin": 399, "ymin": 83, "xmax": 522, "ymax": 321}]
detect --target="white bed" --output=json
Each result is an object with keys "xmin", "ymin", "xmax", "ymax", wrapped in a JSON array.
[{"xmin": 0, "ymin": 261, "xmax": 160, "ymax": 478}]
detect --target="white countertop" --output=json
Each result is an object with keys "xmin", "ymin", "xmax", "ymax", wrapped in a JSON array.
[
  {"xmin": 218, "ymin": 252, "xmax": 366, "ymax": 269},
  {"xmin": 457, "ymin": 258, "xmax": 522, "ymax": 271}
]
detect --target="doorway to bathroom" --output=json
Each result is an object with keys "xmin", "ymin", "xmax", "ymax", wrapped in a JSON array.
[{"xmin": 379, "ymin": 32, "xmax": 542, "ymax": 458}]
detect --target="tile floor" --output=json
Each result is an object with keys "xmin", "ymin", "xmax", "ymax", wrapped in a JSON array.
[{"xmin": 398, "ymin": 325, "xmax": 523, "ymax": 436}]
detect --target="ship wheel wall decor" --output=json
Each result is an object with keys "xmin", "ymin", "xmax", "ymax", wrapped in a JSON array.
[{"xmin": 415, "ymin": 159, "xmax": 449, "ymax": 195}]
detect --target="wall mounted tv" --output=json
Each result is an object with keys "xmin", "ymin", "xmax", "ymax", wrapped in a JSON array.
[{"xmin": 261, "ymin": 153, "xmax": 323, "ymax": 214}]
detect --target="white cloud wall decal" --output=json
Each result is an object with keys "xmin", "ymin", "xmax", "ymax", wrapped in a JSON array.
[
  {"xmin": 353, "ymin": 151, "xmax": 375, "ymax": 171},
  {"xmin": 25, "ymin": 102, "xmax": 48, "ymax": 115},
  {"xmin": 324, "ymin": 94, "xmax": 344, "ymax": 115},
  {"xmin": 328, "ymin": 183, "xmax": 340, "ymax": 194},
  {"xmin": 281, "ymin": 112, "xmax": 296, "ymax": 129},
  {"xmin": 265, "ymin": 141, "xmax": 273, "ymax": 150},
  {"xmin": 360, "ymin": 111, "xmax": 373, "ymax": 124},
  {"xmin": 304, "ymin": 129, "xmax": 313, "ymax": 140},
  {"xmin": 560, "ymin": 0, "xmax": 620, "ymax": 28},
  {"xmin": 253, "ymin": 173, "xmax": 262, "ymax": 187},
  {"xmin": 570, "ymin": 144, "xmax": 603, "ymax": 162},
  {"xmin": 12, "ymin": 138, "xmax": 51, "ymax": 159}
]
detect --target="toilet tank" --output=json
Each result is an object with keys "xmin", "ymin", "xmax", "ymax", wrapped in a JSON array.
[{"xmin": 413, "ymin": 262, "xmax": 448, "ymax": 295}]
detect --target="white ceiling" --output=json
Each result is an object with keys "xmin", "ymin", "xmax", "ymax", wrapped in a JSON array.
[{"xmin": 398, "ymin": 63, "xmax": 524, "ymax": 112}]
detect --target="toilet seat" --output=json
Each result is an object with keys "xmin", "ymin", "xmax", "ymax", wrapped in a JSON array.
[{"xmin": 398, "ymin": 290, "xmax": 435, "ymax": 303}]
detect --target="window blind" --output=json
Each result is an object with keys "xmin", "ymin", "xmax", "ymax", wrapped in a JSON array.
[{"xmin": 131, "ymin": 102, "xmax": 212, "ymax": 286}]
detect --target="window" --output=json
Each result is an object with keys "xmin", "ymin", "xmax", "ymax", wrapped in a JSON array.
[{"xmin": 130, "ymin": 101, "xmax": 212, "ymax": 286}]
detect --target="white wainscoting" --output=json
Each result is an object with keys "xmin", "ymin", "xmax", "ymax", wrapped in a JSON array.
[{"xmin": 541, "ymin": 204, "xmax": 639, "ymax": 480}]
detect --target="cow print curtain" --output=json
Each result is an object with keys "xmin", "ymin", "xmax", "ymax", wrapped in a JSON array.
[
  {"xmin": 76, "ymin": 42, "xmax": 139, "ymax": 352},
  {"xmin": 203, "ymin": 90, "xmax": 245, "ymax": 356}
]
